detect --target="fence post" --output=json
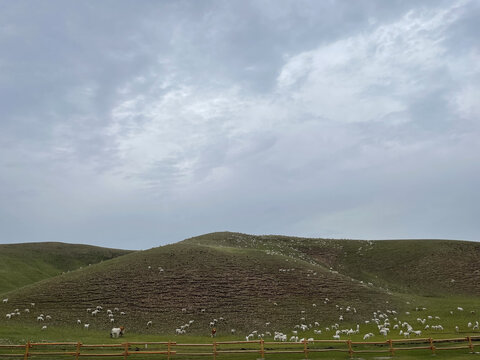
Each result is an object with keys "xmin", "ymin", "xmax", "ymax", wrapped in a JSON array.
[
  {"xmin": 303, "ymin": 339, "xmax": 308, "ymax": 359},
  {"xmin": 213, "ymin": 340, "xmax": 217, "ymax": 360},
  {"xmin": 167, "ymin": 341, "xmax": 171, "ymax": 360},
  {"xmin": 75, "ymin": 342, "xmax": 82, "ymax": 360},
  {"xmin": 347, "ymin": 340, "xmax": 353, "ymax": 358},
  {"xmin": 429, "ymin": 338, "xmax": 435, "ymax": 354},
  {"xmin": 388, "ymin": 339, "xmax": 394, "ymax": 356},
  {"xmin": 23, "ymin": 341, "xmax": 30, "ymax": 360},
  {"xmin": 123, "ymin": 342, "xmax": 129, "ymax": 359},
  {"xmin": 468, "ymin": 336, "xmax": 474, "ymax": 352},
  {"xmin": 260, "ymin": 339, "xmax": 265, "ymax": 359}
]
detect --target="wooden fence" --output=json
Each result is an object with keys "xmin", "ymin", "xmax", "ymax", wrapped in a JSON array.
[{"xmin": 0, "ymin": 336, "xmax": 479, "ymax": 359}]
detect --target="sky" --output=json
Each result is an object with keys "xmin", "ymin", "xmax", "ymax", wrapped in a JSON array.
[{"xmin": 0, "ymin": 0, "xmax": 479, "ymax": 250}]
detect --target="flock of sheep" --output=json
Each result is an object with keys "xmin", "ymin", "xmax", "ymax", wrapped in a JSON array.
[{"xmin": 2, "ymin": 294, "xmax": 480, "ymax": 342}]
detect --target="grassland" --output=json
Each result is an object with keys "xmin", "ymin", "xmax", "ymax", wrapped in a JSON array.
[
  {"xmin": 1, "ymin": 232, "xmax": 480, "ymax": 359},
  {"xmin": 0, "ymin": 242, "xmax": 132, "ymax": 295}
]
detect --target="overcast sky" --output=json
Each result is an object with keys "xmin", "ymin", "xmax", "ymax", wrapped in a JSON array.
[{"xmin": 1, "ymin": 0, "xmax": 479, "ymax": 250}]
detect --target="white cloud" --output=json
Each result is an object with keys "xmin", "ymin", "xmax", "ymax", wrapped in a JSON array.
[{"xmin": 275, "ymin": 1, "xmax": 468, "ymax": 124}]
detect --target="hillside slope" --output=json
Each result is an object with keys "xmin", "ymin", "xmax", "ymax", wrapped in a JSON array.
[
  {"xmin": 0, "ymin": 242, "xmax": 132, "ymax": 294},
  {"xmin": 184, "ymin": 233, "xmax": 480, "ymax": 296},
  {"xmin": 1, "ymin": 236, "xmax": 392, "ymax": 334},
  {"xmin": 1, "ymin": 232, "xmax": 479, "ymax": 336}
]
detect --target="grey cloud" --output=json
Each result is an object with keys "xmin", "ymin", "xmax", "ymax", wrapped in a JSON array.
[{"xmin": 0, "ymin": 0, "xmax": 478, "ymax": 248}]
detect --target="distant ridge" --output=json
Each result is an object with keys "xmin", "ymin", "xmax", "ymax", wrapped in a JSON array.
[{"xmin": 0, "ymin": 242, "xmax": 132, "ymax": 294}]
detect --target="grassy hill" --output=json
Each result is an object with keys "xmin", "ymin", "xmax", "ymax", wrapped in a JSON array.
[
  {"xmin": 1, "ymin": 232, "xmax": 480, "ymax": 339},
  {"xmin": 0, "ymin": 242, "xmax": 132, "ymax": 295}
]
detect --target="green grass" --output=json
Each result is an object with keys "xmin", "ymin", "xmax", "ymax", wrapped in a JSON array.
[
  {"xmin": 0, "ymin": 323, "xmax": 479, "ymax": 359},
  {"xmin": 2, "ymin": 232, "xmax": 480, "ymax": 359},
  {"xmin": 0, "ymin": 242, "xmax": 132, "ymax": 295}
]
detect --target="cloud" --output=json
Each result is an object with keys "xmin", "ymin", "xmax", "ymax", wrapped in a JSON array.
[{"xmin": 0, "ymin": 0, "xmax": 479, "ymax": 248}]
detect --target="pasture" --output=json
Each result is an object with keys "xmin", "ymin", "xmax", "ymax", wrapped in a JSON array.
[{"xmin": 2, "ymin": 233, "xmax": 480, "ymax": 359}]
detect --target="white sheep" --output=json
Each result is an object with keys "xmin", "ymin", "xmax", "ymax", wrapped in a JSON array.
[
  {"xmin": 41, "ymin": 325, "xmax": 47, "ymax": 330},
  {"xmin": 147, "ymin": 321, "xmax": 153, "ymax": 327},
  {"xmin": 2, "ymin": 298, "xmax": 8, "ymax": 304},
  {"xmin": 111, "ymin": 326, "xmax": 125, "ymax": 338},
  {"xmin": 84, "ymin": 324, "xmax": 90, "ymax": 330}
]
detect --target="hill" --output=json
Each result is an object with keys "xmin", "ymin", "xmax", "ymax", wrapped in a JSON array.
[
  {"xmin": 1, "ymin": 233, "xmax": 479, "ymax": 337},
  {"xmin": 0, "ymin": 242, "xmax": 132, "ymax": 295}
]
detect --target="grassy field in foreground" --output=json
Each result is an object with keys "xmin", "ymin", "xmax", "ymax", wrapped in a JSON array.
[{"xmin": 1, "ymin": 322, "xmax": 480, "ymax": 360}]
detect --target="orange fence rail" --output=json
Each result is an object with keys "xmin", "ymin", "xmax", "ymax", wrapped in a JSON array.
[{"xmin": 0, "ymin": 336, "xmax": 479, "ymax": 359}]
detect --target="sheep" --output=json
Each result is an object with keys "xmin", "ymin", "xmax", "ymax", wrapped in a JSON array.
[
  {"xmin": 84, "ymin": 324, "xmax": 90, "ymax": 330},
  {"xmin": 2, "ymin": 298, "xmax": 7, "ymax": 304},
  {"xmin": 111, "ymin": 326, "xmax": 125, "ymax": 338},
  {"xmin": 41, "ymin": 325, "xmax": 47, "ymax": 330},
  {"xmin": 77, "ymin": 319, "xmax": 81, "ymax": 324},
  {"xmin": 37, "ymin": 316, "xmax": 44, "ymax": 321},
  {"xmin": 6, "ymin": 314, "xmax": 11, "ymax": 319},
  {"xmin": 147, "ymin": 321, "xmax": 153, "ymax": 327}
]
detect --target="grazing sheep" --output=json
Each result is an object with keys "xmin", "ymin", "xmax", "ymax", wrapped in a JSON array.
[
  {"xmin": 84, "ymin": 324, "xmax": 90, "ymax": 330},
  {"xmin": 2, "ymin": 299, "xmax": 7, "ymax": 304},
  {"xmin": 77, "ymin": 319, "xmax": 81, "ymax": 324},
  {"xmin": 147, "ymin": 321, "xmax": 153, "ymax": 327},
  {"xmin": 110, "ymin": 326, "xmax": 125, "ymax": 338},
  {"xmin": 41, "ymin": 326, "xmax": 47, "ymax": 330}
]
